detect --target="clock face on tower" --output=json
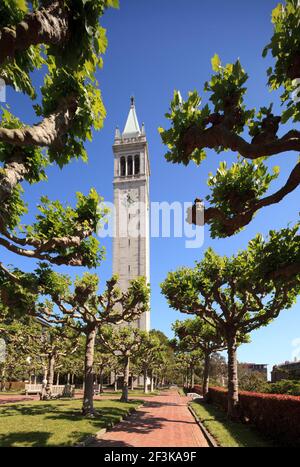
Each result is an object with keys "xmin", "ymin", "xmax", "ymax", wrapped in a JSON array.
[{"xmin": 121, "ymin": 189, "xmax": 139, "ymax": 207}]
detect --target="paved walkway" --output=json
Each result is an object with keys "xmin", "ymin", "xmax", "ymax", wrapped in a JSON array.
[
  {"xmin": 92, "ymin": 390, "xmax": 209, "ymax": 447},
  {"xmin": 0, "ymin": 394, "xmax": 38, "ymax": 405}
]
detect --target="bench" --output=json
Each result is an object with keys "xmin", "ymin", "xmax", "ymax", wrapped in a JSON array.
[{"xmin": 25, "ymin": 384, "xmax": 75, "ymax": 397}]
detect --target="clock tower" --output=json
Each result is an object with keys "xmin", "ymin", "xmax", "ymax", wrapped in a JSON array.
[{"xmin": 112, "ymin": 97, "xmax": 150, "ymax": 331}]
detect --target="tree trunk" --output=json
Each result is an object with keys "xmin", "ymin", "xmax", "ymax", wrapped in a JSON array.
[
  {"xmin": 202, "ymin": 352, "xmax": 210, "ymax": 401},
  {"xmin": 82, "ymin": 327, "xmax": 97, "ymax": 416},
  {"xmin": 120, "ymin": 356, "xmax": 130, "ymax": 403},
  {"xmin": 143, "ymin": 367, "xmax": 148, "ymax": 394},
  {"xmin": 114, "ymin": 370, "xmax": 118, "ymax": 392},
  {"xmin": 67, "ymin": 373, "xmax": 70, "ymax": 384},
  {"xmin": 0, "ymin": 367, "xmax": 6, "ymax": 391},
  {"xmin": 56, "ymin": 372, "xmax": 60, "ymax": 386},
  {"xmin": 99, "ymin": 368, "xmax": 104, "ymax": 394},
  {"xmin": 45, "ymin": 354, "xmax": 55, "ymax": 398},
  {"xmin": 227, "ymin": 334, "xmax": 239, "ymax": 420},
  {"xmin": 71, "ymin": 373, "xmax": 74, "ymax": 385},
  {"xmin": 40, "ymin": 366, "xmax": 48, "ymax": 399},
  {"xmin": 150, "ymin": 370, "xmax": 154, "ymax": 392},
  {"xmin": 131, "ymin": 373, "xmax": 134, "ymax": 391},
  {"xmin": 191, "ymin": 365, "xmax": 195, "ymax": 389}
]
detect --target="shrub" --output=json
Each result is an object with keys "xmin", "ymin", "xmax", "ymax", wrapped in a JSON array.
[
  {"xmin": 265, "ymin": 379, "xmax": 300, "ymax": 396},
  {"xmin": 207, "ymin": 386, "xmax": 300, "ymax": 446},
  {"xmin": 193, "ymin": 384, "xmax": 203, "ymax": 395}
]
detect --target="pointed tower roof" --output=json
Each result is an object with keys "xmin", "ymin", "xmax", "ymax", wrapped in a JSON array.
[{"xmin": 123, "ymin": 97, "xmax": 141, "ymax": 137}]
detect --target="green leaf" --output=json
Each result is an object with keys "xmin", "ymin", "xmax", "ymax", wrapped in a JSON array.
[{"xmin": 211, "ymin": 53, "xmax": 221, "ymax": 72}]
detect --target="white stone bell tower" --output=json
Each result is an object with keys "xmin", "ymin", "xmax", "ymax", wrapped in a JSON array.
[{"xmin": 112, "ymin": 97, "xmax": 150, "ymax": 331}]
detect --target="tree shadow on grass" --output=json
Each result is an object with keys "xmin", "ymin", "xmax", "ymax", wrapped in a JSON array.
[
  {"xmin": 46, "ymin": 405, "xmax": 131, "ymax": 425},
  {"xmin": 0, "ymin": 403, "xmax": 66, "ymax": 417},
  {"xmin": 0, "ymin": 431, "xmax": 51, "ymax": 447}
]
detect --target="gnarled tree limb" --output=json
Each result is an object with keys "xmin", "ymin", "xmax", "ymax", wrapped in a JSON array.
[
  {"xmin": 0, "ymin": 96, "xmax": 78, "ymax": 204},
  {"xmin": 182, "ymin": 124, "xmax": 300, "ymax": 160},
  {"xmin": 0, "ymin": 1, "xmax": 69, "ymax": 66},
  {"xmin": 190, "ymin": 162, "xmax": 300, "ymax": 236},
  {"xmin": 0, "ymin": 236, "xmax": 86, "ymax": 266}
]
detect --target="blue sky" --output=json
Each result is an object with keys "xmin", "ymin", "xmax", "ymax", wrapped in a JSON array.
[{"xmin": 2, "ymin": 0, "xmax": 300, "ymax": 375}]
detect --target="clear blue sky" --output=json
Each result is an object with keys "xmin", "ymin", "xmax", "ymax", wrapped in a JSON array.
[{"xmin": 2, "ymin": 0, "xmax": 299, "ymax": 375}]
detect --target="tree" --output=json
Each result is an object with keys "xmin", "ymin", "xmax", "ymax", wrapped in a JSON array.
[
  {"xmin": 94, "ymin": 342, "xmax": 114, "ymax": 393},
  {"xmin": 136, "ymin": 331, "xmax": 163, "ymax": 394},
  {"xmin": 34, "ymin": 268, "xmax": 150, "ymax": 415},
  {"xmin": 100, "ymin": 326, "xmax": 145, "ymax": 402},
  {"xmin": 238, "ymin": 365, "xmax": 267, "ymax": 393},
  {"xmin": 149, "ymin": 330, "xmax": 177, "ymax": 389},
  {"xmin": 209, "ymin": 353, "xmax": 227, "ymax": 387},
  {"xmin": 0, "ymin": 1, "xmax": 118, "ymax": 290},
  {"xmin": 161, "ymin": 228, "xmax": 300, "ymax": 419},
  {"xmin": 36, "ymin": 325, "xmax": 79, "ymax": 399},
  {"xmin": 159, "ymin": 0, "xmax": 300, "ymax": 245},
  {"xmin": 173, "ymin": 317, "xmax": 226, "ymax": 399},
  {"xmin": 0, "ymin": 309, "xmax": 47, "ymax": 390}
]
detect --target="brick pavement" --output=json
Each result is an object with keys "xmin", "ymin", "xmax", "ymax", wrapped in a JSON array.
[
  {"xmin": 92, "ymin": 390, "xmax": 209, "ymax": 447},
  {"xmin": 0, "ymin": 394, "xmax": 38, "ymax": 404}
]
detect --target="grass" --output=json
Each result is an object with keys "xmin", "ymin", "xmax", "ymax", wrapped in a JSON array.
[
  {"xmin": 191, "ymin": 400, "xmax": 275, "ymax": 447},
  {"xmin": 0, "ymin": 398, "xmax": 140, "ymax": 447}
]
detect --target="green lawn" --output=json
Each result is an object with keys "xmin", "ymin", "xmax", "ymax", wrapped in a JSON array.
[
  {"xmin": 191, "ymin": 400, "xmax": 275, "ymax": 447},
  {"xmin": 0, "ymin": 398, "xmax": 140, "ymax": 447}
]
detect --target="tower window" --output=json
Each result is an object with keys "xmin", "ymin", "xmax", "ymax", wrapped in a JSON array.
[
  {"xmin": 127, "ymin": 156, "xmax": 133, "ymax": 176},
  {"xmin": 120, "ymin": 156, "xmax": 126, "ymax": 176},
  {"xmin": 134, "ymin": 155, "xmax": 140, "ymax": 175}
]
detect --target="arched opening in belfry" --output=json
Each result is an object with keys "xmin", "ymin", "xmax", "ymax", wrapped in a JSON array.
[
  {"xmin": 120, "ymin": 156, "xmax": 126, "ymax": 176},
  {"xmin": 134, "ymin": 154, "xmax": 140, "ymax": 175},
  {"xmin": 127, "ymin": 155, "xmax": 133, "ymax": 176}
]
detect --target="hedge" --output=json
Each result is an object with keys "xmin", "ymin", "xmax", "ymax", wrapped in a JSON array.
[
  {"xmin": 0, "ymin": 381, "xmax": 25, "ymax": 391},
  {"xmin": 193, "ymin": 386, "xmax": 300, "ymax": 446}
]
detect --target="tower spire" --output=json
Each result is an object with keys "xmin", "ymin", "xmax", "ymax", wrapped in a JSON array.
[{"xmin": 123, "ymin": 96, "xmax": 140, "ymax": 137}]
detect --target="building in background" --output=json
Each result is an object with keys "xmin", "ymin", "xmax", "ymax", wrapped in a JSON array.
[
  {"xmin": 271, "ymin": 360, "xmax": 300, "ymax": 383},
  {"xmin": 239, "ymin": 363, "xmax": 268, "ymax": 380}
]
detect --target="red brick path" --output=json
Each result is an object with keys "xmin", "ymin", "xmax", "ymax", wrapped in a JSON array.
[
  {"xmin": 93, "ymin": 390, "xmax": 209, "ymax": 447},
  {"xmin": 0, "ymin": 394, "xmax": 38, "ymax": 404}
]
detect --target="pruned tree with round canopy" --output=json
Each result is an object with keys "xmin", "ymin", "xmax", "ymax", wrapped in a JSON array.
[
  {"xmin": 135, "ymin": 331, "xmax": 165, "ymax": 394},
  {"xmin": 161, "ymin": 225, "xmax": 300, "ymax": 419},
  {"xmin": 100, "ymin": 326, "xmax": 146, "ymax": 402},
  {"xmin": 35, "ymin": 268, "xmax": 150, "ymax": 415},
  {"xmin": 172, "ymin": 317, "xmax": 226, "ymax": 399}
]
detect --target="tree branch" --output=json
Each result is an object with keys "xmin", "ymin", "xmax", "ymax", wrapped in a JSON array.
[
  {"xmin": 190, "ymin": 162, "xmax": 300, "ymax": 236},
  {"xmin": 182, "ymin": 124, "xmax": 300, "ymax": 160},
  {"xmin": 0, "ymin": 97, "xmax": 77, "ymax": 148},
  {"xmin": 0, "ymin": 1, "xmax": 69, "ymax": 66}
]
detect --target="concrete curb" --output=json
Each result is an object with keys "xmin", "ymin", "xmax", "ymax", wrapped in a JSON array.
[
  {"xmin": 188, "ymin": 403, "xmax": 219, "ymax": 448},
  {"xmin": 76, "ymin": 403, "xmax": 144, "ymax": 447}
]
